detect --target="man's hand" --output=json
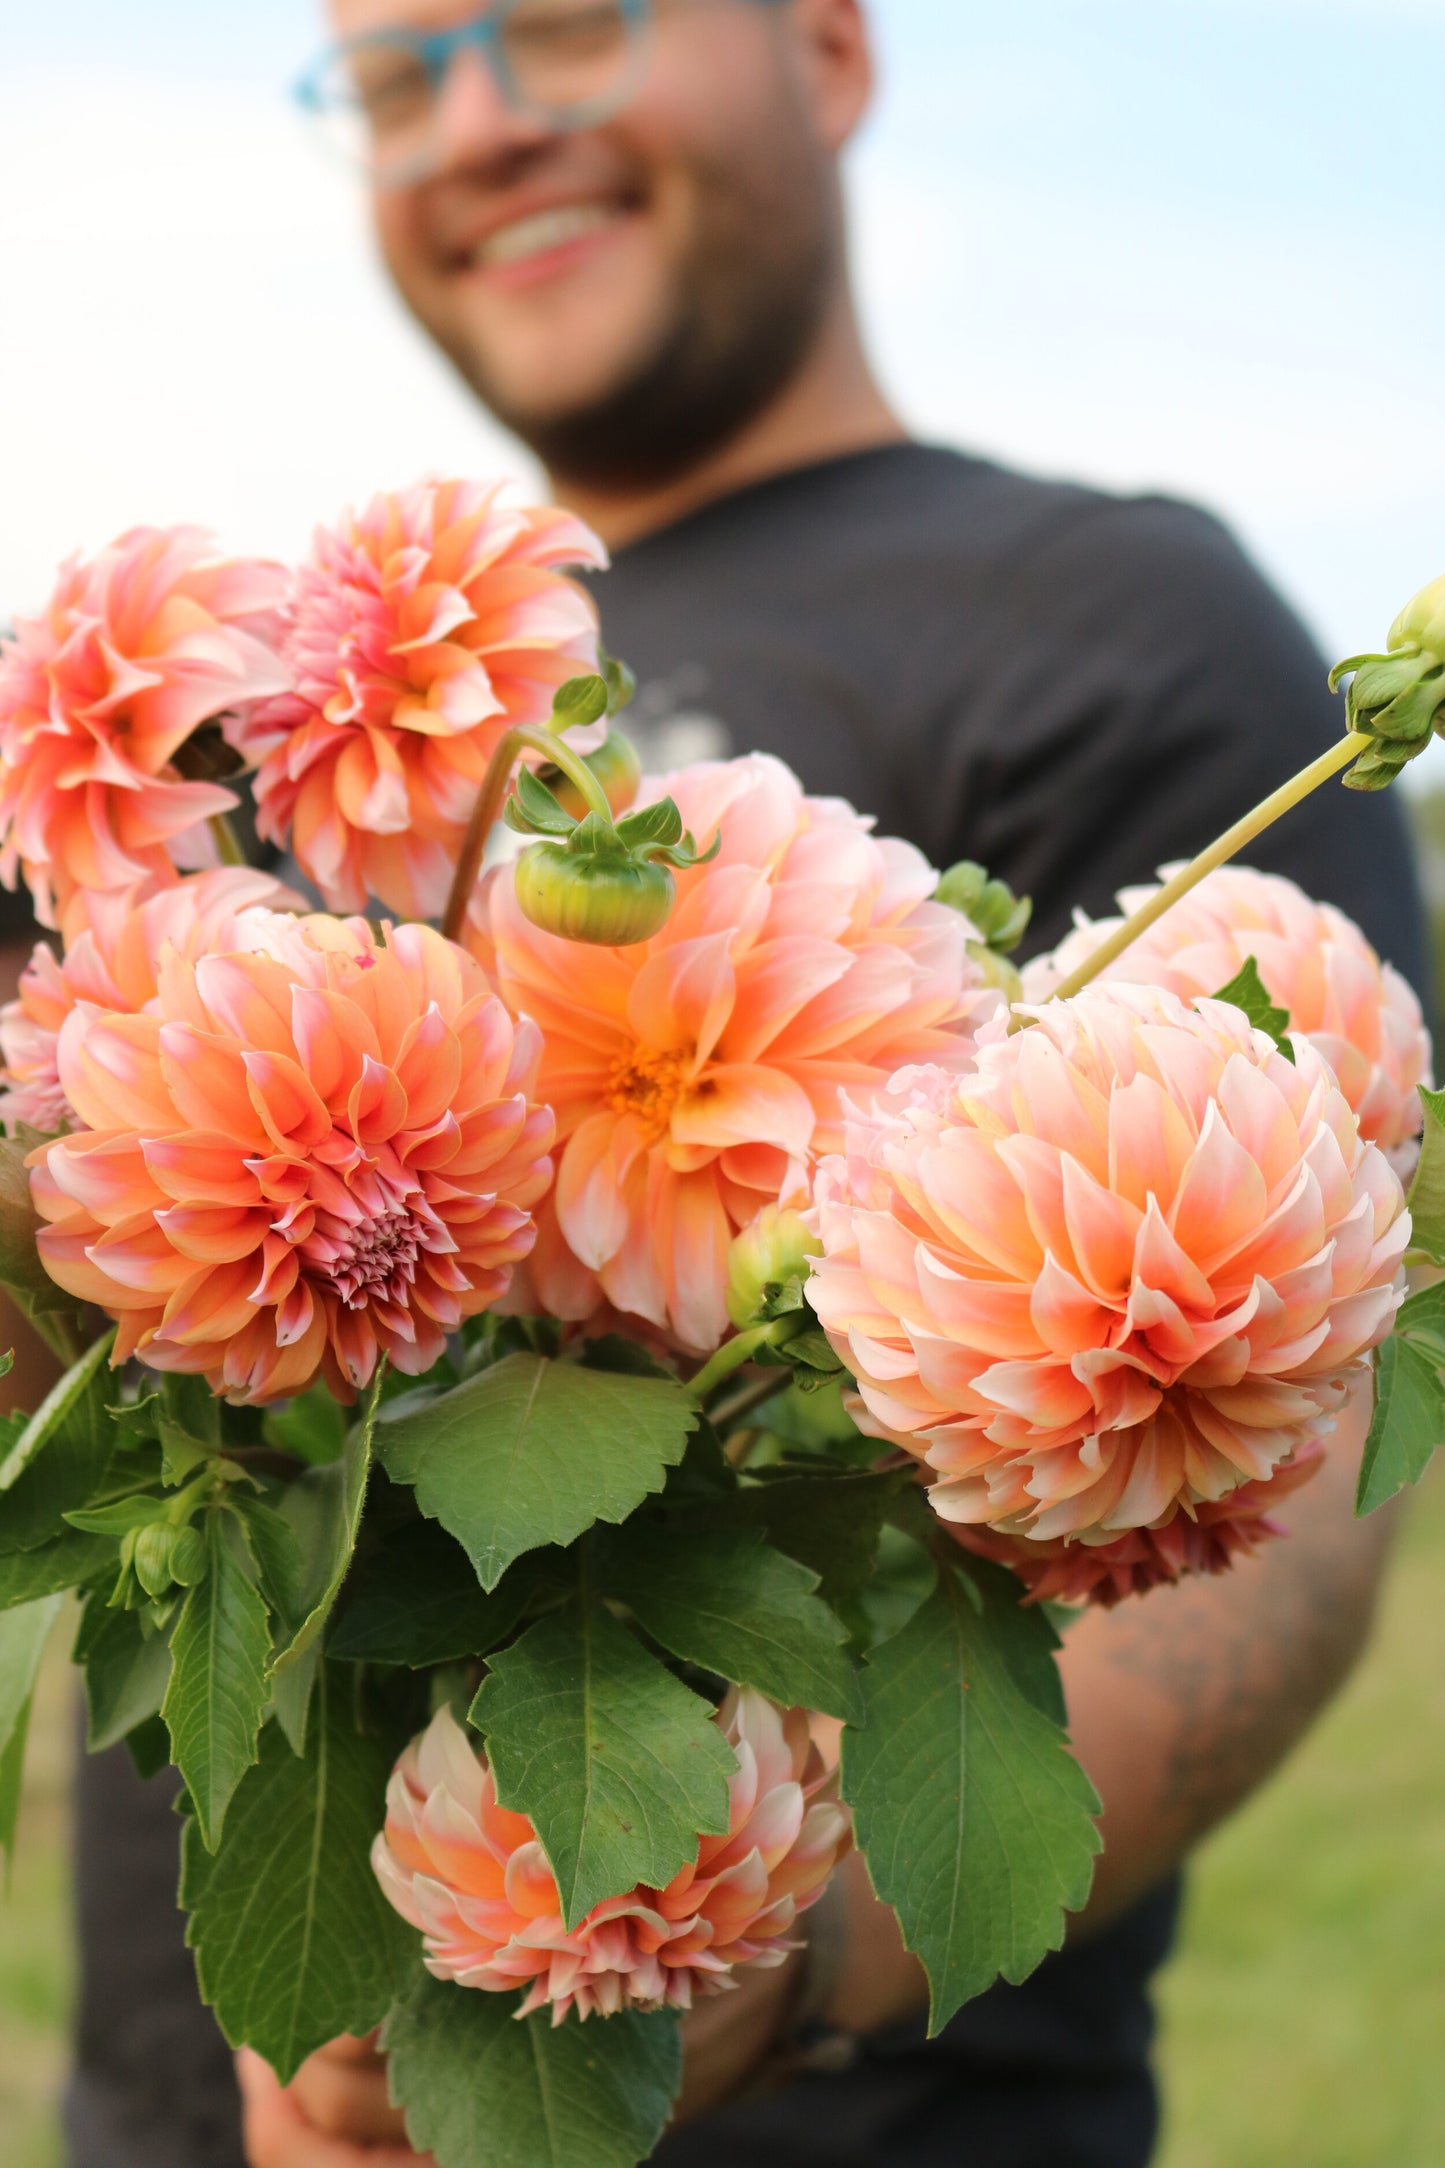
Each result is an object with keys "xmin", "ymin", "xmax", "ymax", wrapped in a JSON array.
[{"xmin": 237, "ymin": 2037, "xmax": 432, "ymax": 2167}]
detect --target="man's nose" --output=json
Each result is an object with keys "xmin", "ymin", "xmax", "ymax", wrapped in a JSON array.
[{"xmin": 429, "ymin": 46, "xmax": 552, "ymax": 174}]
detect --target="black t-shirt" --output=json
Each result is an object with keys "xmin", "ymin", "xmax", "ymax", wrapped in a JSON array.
[{"xmin": 65, "ymin": 444, "xmax": 1429, "ymax": 2168}]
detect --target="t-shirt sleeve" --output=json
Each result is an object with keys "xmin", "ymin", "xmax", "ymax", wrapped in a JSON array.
[{"xmin": 913, "ymin": 494, "xmax": 1432, "ymax": 1007}]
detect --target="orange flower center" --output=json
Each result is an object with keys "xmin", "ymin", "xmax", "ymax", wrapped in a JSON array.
[{"xmin": 607, "ymin": 1046, "xmax": 688, "ymax": 1139}]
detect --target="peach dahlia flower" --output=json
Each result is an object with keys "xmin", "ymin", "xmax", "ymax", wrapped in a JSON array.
[
  {"xmin": 808, "ymin": 986, "xmax": 1408, "ymax": 1598},
  {"xmin": 372, "ymin": 1692, "xmax": 851, "ymax": 2025},
  {"xmin": 227, "ymin": 479, "xmax": 607, "ymax": 918},
  {"xmin": 0, "ymin": 868, "xmax": 301, "ymax": 1136},
  {"xmin": 29, "ymin": 916, "xmax": 553, "ymax": 1402},
  {"xmin": 0, "ymin": 527, "xmax": 289, "ymax": 928},
  {"xmin": 1023, "ymin": 865, "xmax": 1431, "ymax": 1170},
  {"xmin": 470, "ymin": 754, "xmax": 994, "ymax": 1355}
]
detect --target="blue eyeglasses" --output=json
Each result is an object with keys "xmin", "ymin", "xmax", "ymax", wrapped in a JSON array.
[{"xmin": 297, "ymin": 1, "xmax": 785, "ymax": 188}]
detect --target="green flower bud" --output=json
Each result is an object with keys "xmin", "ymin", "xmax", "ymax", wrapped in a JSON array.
[
  {"xmin": 1333, "ymin": 573, "xmax": 1445, "ymax": 791},
  {"xmin": 726, "ymin": 1205, "xmax": 821, "ymax": 1330},
  {"xmin": 133, "ymin": 1523, "xmax": 178, "ymax": 1600},
  {"xmin": 936, "ymin": 861, "xmax": 1032, "ymax": 955},
  {"xmin": 515, "ymin": 842, "xmax": 677, "ymax": 946},
  {"xmin": 168, "ymin": 1525, "xmax": 209, "ymax": 1588},
  {"xmin": 539, "ymin": 730, "xmax": 643, "ymax": 822}
]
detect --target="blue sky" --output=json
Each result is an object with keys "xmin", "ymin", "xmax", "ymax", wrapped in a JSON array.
[{"xmin": 4, "ymin": 0, "xmax": 1442, "ymax": 704}]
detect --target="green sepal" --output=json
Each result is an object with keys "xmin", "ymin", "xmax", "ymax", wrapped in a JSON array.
[{"xmin": 551, "ymin": 673, "xmax": 611, "ymax": 733}]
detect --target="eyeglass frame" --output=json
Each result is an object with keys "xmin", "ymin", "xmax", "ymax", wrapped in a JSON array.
[{"xmin": 295, "ymin": 0, "xmax": 791, "ymax": 174}]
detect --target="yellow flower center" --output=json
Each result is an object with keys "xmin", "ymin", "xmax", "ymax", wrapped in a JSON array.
[{"xmin": 607, "ymin": 1047, "xmax": 688, "ymax": 1139}]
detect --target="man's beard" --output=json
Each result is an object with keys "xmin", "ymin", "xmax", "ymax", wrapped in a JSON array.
[{"xmin": 439, "ymin": 154, "xmax": 840, "ymax": 493}]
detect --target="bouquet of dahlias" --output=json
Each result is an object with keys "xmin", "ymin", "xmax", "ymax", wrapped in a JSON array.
[{"xmin": 1, "ymin": 486, "xmax": 1443, "ymax": 2168}]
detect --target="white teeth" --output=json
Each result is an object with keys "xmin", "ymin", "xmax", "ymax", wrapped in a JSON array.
[{"xmin": 475, "ymin": 204, "xmax": 618, "ymax": 267}]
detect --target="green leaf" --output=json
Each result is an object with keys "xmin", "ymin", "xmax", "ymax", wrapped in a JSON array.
[
  {"xmin": 599, "ymin": 1525, "xmax": 861, "ymax": 1722},
  {"xmin": 74, "ymin": 1598, "xmax": 172, "ymax": 1753},
  {"xmin": 270, "ymin": 1640, "xmax": 320, "ymax": 1759},
  {"xmin": 1209, "ymin": 956, "xmax": 1294, "ymax": 1061},
  {"xmin": 722, "ymin": 1470, "xmax": 901, "ymax": 1608},
  {"xmin": 385, "ymin": 1970, "xmax": 681, "ymax": 2168},
  {"xmin": 164, "ymin": 1510, "xmax": 273, "ymax": 1850},
  {"xmin": 378, "ymin": 1354, "xmax": 696, "ymax": 1592},
  {"xmin": 1357, "ymin": 1332, "xmax": 1445, "ymax": 1515},
  {"xmin": 552, "ymin": 674, "xmax": 611, "ymax": 732},
  {"xmin": 0, "ymin": 1529, "xmax": 117, "ymax": 1610},
  {"xmin": 1405, "ymin": 1087, "xmax": 1445, "ymax": 1266},
  {"xmin": 841, "ymin": 1560, "xmax": 1100, "ymax": 2033},
  {"xmin": 0, "ymin": 1330, "xmax": 118, "ymax": 1554},
  {"xmin": 229, "ymin": 1495, "xmax": 307, "ymax": 1630},
  {"xmin": 472, "ymin": 1603, "xmax": 733, "ymax": 1932},
  {"xmin": 262, "ymin": 1385, "xmax": 348, "ymax": 1467},
  {"xmin": 269, "ymin": 1379, "xmax": 380, "ymax": 1678},
  {"xmin": 0, "ymin": 1594, "xmax": 62, "ymax": 1863},
  {"xmin": 510, "ymin": 763, "xmax": 578, "ymax": 837},
  {"xmin": 330, "ymin": 1520, "xmax": 536, "ymax": 1667},
  {"xmin": 183, "ymin": 1663, "xmax": 415, "ymax": 2084}
]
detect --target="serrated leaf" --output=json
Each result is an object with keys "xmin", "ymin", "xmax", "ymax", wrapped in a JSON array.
[
  {"xmin": 74, "ymin": 1598, "xmax": 172, "ymax": 1752},
  {"xmin": 378, "ymin": 1354, "xmax": 696, "ymax": 1592},
  {"xmin": 269, "ymin": 1380, "xmax": 379, "ymax": 1677},
  {"xmin": 472, "ymin": 1603, "xmax": 733, "ymax": 1931},
  {"xmin": 721, "ymin": 1470, "xmax": 901, "ymax": 1607},
  {"xmin": 230, "ymin": 1495, "xmax": 307, "ymax": 1631},
  {"xmin": 385, "ymin": 1970, "xmax": 680, "ymax": 2168},
  {"xmin": 600, "ymin": 1524, "xmax": 861, "ymax": 1722},
  {"xmin": 0, "ymin": 1330, "xmax": 118, "ymax": 1554},
  {"xmin": 270, "ymin": 1638, "xmax": 320, "ymax": 1759},
  {"xmin": 1357, "ymin": 1332, "xmax": 1445, "ymax": 1515},
  {"xmin": 164, "ymin": 1511, "xmax": 273, "ymax": 1850},
  {"xmin": 1209, "ymin": 956, "xmax": 1294, "ymax": 1061},
  {"xmin": 183, "ymin": 1663, "xmax": 414, "ymax": 2082},
  {"xmin": 1405, "ymin": 1087, "xmax": 1445, "ymax": 1266},
  {"xmin": 330, "ymin": 1520, "xmax": 536, "ymax": 1667},
  {"xmin": 0, "ymin": 1529, "xmax": 117, "ymax": 1610},
  {"xmin": 841, "ymin": 1561, "xmax": 1100, "ymax": 2033}
]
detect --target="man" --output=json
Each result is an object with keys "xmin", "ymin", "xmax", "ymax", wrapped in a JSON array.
[{"xmin": 67, "ymin": 3, "xmax": 1425, "ymax": 2165}]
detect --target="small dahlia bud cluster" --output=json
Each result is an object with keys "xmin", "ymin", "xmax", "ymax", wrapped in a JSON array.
[
  {"xmin": 1335, "ymin": 573, "xmax": 1445, "ymax": 790},
  {"xmin": 372, "ymin": 1692, "xmax": 852, "ymax": 2024}
]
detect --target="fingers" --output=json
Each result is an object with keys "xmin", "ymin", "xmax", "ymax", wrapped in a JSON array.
[{"xmin": 236, "ymin": 2047, "xmax": 432, "ymax": 2167}]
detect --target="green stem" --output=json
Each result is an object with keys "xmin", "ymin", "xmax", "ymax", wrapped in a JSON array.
[
  {"xmin": 208, "ymin": 813, "xmax": 246, "ymax": 868},
  {"xmin": 689, "ymin": 1323, "xmax": 779, "ymax": 1405},
  {"xmin": 1044, "ymin": 731, "xmax": 1373, "ymax": 1004},
  {"xmin": 441, "ymin": 726, "xmax": 614, "ymax": 944}
]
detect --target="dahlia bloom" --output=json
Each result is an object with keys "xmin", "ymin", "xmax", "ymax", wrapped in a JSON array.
[
  {"xmin": 29, "ymin": 916, "xmax": 554, "ymax": 1402},
  {"xmin": 0, "ymin": 868, "xmax": 300, "ymax": 1135},
  {"xmin": 808, "ymin": 987, "xmax": 1408, "ymax": 1590},
  {"xmin": 372, "ymin": 1692, "xmax": 851, "ymax": 2024},
  {"xmin": 0, "ymin": 527, "xmax": 289, "ymax": 927},
  {"xmin": 1023, "ymin": 865, "xmax": 1430, "ymax": 1168},
  {"xmin": 470, "ymin": 753, "xmax": 993, "ymax": 1355},
  {"xmin": 227, "ymin": 479, "xmax": 607, "ymax": 917}
]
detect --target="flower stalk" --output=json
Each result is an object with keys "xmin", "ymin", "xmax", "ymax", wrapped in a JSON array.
[
  {"xmin": 1043, "ymin": 730, "xmax": 1373, "ymax": 1004},
  {"xmin": 442, "ymin": 721, "xmax": 614, "ymax": 942}
]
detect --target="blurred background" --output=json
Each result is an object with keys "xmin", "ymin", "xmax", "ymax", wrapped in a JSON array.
[{"xmin": 2, "ymin": 2, "xmax": 1443, "ymax": 2162}]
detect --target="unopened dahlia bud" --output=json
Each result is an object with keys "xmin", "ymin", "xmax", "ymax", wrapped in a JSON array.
[
  {"xmin": 133, "ymin": 1523, "xmax": 180, "ymax": 1601},
  {"xmin": 372, "ymin": 1691, "xmax": 852, "ymax": 2024},
  {"xmin": 514, "ymin": 838, "xmax": 676, "ymax": 946},
  {"xmin": 1333, "ymin": 573, "xmax": 1445, "ymax": 790},
  {"xmin": 936, "ymin": 860, "xmax": 1032, "ymax": 955},
  {"xmin": 726, "ymin": 1205, "xmax": 822, "ymax": 1330}
]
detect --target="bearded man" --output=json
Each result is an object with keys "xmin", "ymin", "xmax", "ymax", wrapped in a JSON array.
[{"xmin": 65, "ymin": 5, "xmax": 1426, "ymax": 2166}]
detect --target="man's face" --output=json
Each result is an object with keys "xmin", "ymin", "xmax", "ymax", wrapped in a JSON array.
[{"xmin": 325, "ymin": 0, "xmax": 866, "ymax": 486}]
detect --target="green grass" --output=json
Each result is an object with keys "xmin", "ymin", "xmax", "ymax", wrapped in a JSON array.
[{"xmin": 2, "ymin": 1486, "xmax": 1443, "ymax": 2168}]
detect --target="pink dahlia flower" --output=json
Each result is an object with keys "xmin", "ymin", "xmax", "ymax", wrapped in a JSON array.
[
  {"xmin": 0, "ymin": 868, "xmax": 301, "ymax": 1135},
  {"xmin": 808, "ymin": 986, "xmax": 1408, "ymax": 1593},
  {"xmin": 470, "ymin": 753, "xmax": 994, "ymax": 1355},
  {"xmin": 0, "ymin": 528, "xmax": 290, "ymax": 928},
  {"xmin": 29, "ymin": 916, "xmax": 554, "ymax": 1402},
  {"xmin": 228, "ymin": 479, "xmax": 607, "ymax": 918},
  {"xmin": 1023, "ymin": 865, "xmax": 1431, "ymax": 1170},
  {"xmin": 372, "ymin": 1691, "xmax": 851, "ymax": 2025}
]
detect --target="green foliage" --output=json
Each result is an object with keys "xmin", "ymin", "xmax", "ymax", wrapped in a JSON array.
[
  {"xmin": 330, "ymin": 1519, "xmax": 538, "ymax": 1667},
  {"xmin": 1357, "ymin": 1280, "xmax": 1445, "ymax": 1514},
  {"xmin": 72, "ymin": 1598, "xmax": 171, "ymax": 1753},
  {"xmin": 164, "ymin": 1510, "xmax": 272, "ymax": 1850},
  {"xmin": 385, "ymin": 1971, "xmax": 681, "ymax": 2168},
  {"xmin": 183, "ymin": 1664, "xmax": 414, "ymax": 2084},
  {"xmin": 598, "ymin": 1523, "xmax": 861, "ymax": 1722},
  {"xmin": 0, "ymin": 1597, "xmax": 62, "ymax": 1866},
  {"xmin": 472, "ymin": 1601, "xmax": 734, "ymax": 1931},
  {"xmin": 936, "ymin": 860, "xmax": 1033, "ymax": 953},
  {"xmin": 1209, "ymin": 956, "xmax": 1294, "ymax": 1061},
  {"xmin": 268, "ymin": 1379, "xmax": 380, "ymax": 1681},
  {"xmin": 0, "ymin": 1530, "xmax": 117, "ymax": 1612},
  {"xmin": 842, "ymin": 1559, "xmax": 1100, "ymax": 2033},
  {"xmin": 263, "ymin": 1385, "xmax": 350, "ymax": 1467},
  {"xmin": 378, "ymin": 1354, "xmax": 696, "ymax": 1591},
  {"xmin": 717, "ymin": 1469, "xmax": 902, "ymax": 1608},
  {"xmin": 0, "ymin": 1331, "xmax": 118, "ymax": 1556},
  {"xmin": 1403, "ymin": 1086, "xmax": 1445, "ymax": 1266}
]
